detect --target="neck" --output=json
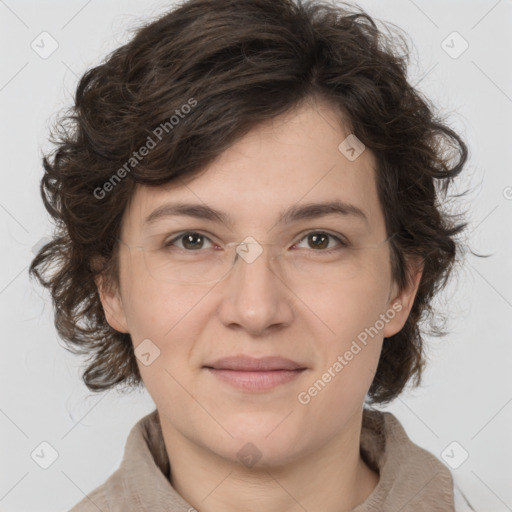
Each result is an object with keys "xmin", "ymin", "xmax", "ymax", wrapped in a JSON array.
[{"xmin": 160, "ymin": 411, "xmax": 379, "ymax": 512}]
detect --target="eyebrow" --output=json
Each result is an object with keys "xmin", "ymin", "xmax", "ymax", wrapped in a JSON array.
[{"xmin": 144, "ymin": 200, "xmax": 369, "ymax": 228}]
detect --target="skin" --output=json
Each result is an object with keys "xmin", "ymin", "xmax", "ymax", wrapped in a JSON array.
[{"xmin": 98, "ymin": 97, "xmax": 422, "ymax": 512}]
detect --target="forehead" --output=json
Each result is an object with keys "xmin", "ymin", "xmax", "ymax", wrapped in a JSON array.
[{"xmin": 122, "ymin": 100, "xmax": 384, "ymax": 236}]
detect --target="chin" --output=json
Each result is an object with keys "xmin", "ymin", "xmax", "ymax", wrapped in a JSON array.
[{"xmin": 208, "ymin": 414, "xmax": 311, "ymax": 468}]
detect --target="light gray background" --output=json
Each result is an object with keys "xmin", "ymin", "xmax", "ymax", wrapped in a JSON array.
[{"xmin": 0, "ymin": 0, "xmax": 511, "ymax": 511}]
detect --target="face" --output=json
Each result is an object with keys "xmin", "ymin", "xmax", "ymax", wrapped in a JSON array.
[{"xmin": 99, "ymin": 98, "xmax": 421, "ymax": 468}]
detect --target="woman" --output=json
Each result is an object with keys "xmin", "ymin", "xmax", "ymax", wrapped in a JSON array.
[{"xmin": 30, "ymin": 0, "xmax": 476, "ymax": 510}]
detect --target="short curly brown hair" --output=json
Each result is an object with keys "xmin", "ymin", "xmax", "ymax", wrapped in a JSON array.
[{"xmin": 29, "ymin": 0, "xmax": 470, "ymax": 403}]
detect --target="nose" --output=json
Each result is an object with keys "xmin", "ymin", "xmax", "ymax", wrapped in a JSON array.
[{"xmin": 215, "ymin": 243, "xmax": 294, "ymax": 336}]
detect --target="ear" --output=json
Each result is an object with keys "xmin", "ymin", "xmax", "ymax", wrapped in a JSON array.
[
  {"xmin": 92, "ymin": 257, "xmax": 129, "ymax": 334},
  {"xmin": 382, "ymin": 256, "xmax": 424, "ymax": 338}
]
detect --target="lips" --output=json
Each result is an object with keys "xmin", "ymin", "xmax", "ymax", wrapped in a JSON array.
[
  {"xmin": 204, "ymin": 355, "xmax": 307, "ymax": 392},
  {"xmin": 204, "ymin": 355, "xmax": 305, "ymax": 371}
]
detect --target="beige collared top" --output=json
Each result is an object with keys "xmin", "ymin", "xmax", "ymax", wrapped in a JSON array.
[{"xmin": 69, "ymin": 408, "xmax": 475, "ymax": 511}]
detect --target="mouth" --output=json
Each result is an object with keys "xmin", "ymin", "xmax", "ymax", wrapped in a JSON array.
[{"xmin": 203, "ymin": 355, "xmax": 307, "ymax": 392}]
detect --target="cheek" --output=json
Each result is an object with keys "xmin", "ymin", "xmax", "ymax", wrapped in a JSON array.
[
  {"xmin": 300, "ymin": 263, "xmax": 391, "ymax": 395},
  {"xmin": 121, "ymin": 280, "xmax": 206, "ymax": 400},
  {"xmin": 305, "ymin": 265, "xmax": 392, "ymax": 341},
  {"xmin": 119, "ymin": 249, "xmax": 203, "ymax": 337},
  {"xmin": 297, "ymin": 288, "xmax": 385, "ymax": 430}
]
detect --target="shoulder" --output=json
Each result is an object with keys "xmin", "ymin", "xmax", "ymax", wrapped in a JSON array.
[
  {"xmin": 67, "ymin": 483, "xmax": 109, "ymax": 512},
  {"xmin": 360, "ymin": 409, "xmax": 478, "ymax": 511},
  {"xmin": 65, "ymin": 409, "xmax": 165, "ymax": 512}
]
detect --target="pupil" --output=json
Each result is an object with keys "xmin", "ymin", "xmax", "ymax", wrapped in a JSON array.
[{"xmin": 310, "ymin": 233, "xmax": 328, "ymax": 249}]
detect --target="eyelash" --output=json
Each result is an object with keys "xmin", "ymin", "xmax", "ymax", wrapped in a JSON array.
[{"xmin": 163, "ymin": 230, "xmax": 350, "ymax": 253}]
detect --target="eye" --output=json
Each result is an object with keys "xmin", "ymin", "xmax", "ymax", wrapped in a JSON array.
[
  {"xmin": 162, "ymin": 230, "xmax": 348, "ymax": 253},
  {"xmin": 294, "ymin": 231, "xmax": 348, "ymax": 251},
  {"xmin": 164, "ymin": 232, "xmax": 215, "ymax": 251}
]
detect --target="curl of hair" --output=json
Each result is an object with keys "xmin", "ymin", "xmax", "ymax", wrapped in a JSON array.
[{"xmin": 30, "ymin": 0, "xmax": 471, "ymax": 402}]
